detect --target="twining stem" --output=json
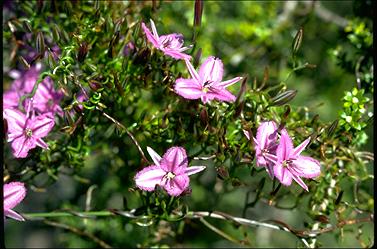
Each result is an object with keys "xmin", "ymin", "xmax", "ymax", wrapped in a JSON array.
[{"xmin": 18, "ymin": 71, "xmax": 51, "ymax": 112}]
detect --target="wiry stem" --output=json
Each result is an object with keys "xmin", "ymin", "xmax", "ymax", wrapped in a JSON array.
[
  {"xmin": 21, "ymin": 209, "xmax": 374, "ymax": 243},
  {"xmin": 100, "ymin": 110, "xmax": 149, "ymax": 164},
  {"xmin": 199, "ymin": 217, "xmax": 244, "ymax": 246},
  {"xmin": 43, "ymin": 219, "xmax": 112, "ymax": 248}
]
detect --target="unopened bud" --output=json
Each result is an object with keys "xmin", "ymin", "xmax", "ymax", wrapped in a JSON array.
[
  {"xmin": 89, "ymin": 80, "xmax": 103, "ymax": 92},
  {"xmin": 36, "ymin": 31, "xmax": 46, "ymax": 55},
  {"xmin": 194, "ymin": 0, "xmax": 204, "ymax": 28},
  {"xmin": 271, "ymin": 89, "xmax": 297, "ymax": 106},
  {"xmin": 77, "ymin": 42, "xmax": 89, "ymax": 63},
  {"xmin": 52, "ymin": 24, "xmax": 61, "ymax": 42},
  {"xmin": 326, "ymin": 119, "xmax": 339, "ymax": 137},
  {"xmin": 216, "ymin": 166, "xmax": 229, "ymax": 180},
  {"xmin": 19, "ymin": 56, "xmax": 30, "ymax": 70},
  {"xmin": 200, "ymin": 108, "xmax": 208, "ymax": 126},
  {"xmin": 22, "ymin": 20, "xmax": 32, "ymax": 33},
  {"xmin": 292, "ymin": 27, "xmax": 303, "ymax": 55},
  {"xmin": 193, "ymin": 48, "xmax": 202, "ymax": 68}
]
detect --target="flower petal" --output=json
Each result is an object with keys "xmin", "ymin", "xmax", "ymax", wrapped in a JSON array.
[
  {"xmin": 141, "ymin": 22, "xmax": 160, "ymax": 48},
  {"xmin": 4, "ymin": 209, "xmax": 25, "ymax": 221},
  {"xmin": 3, "ymin": 108, "xmax": 26, "ymax": 134},
  {"xmin": 274, "ymin": 164, "xmax": 292, "ymax": 186},
  {"xmin": 159, "ymin": 34, "xmax": 184, "ymax": 50},
  {"xmin": 290, "ymin": 173, "xmax": 309, "ymax": 191},
  {"xmin": 160, "ymin": 146, "xmax": 188, "ymax": 173},
  {"xmin": 185, "ymin": 166, "xmax": 206, "ymax": 176},
  {"xmin": 3, "ymin": 90, "xmax": 20, "ymax": 109},
  {"xmin": 4, "ymin": 182, "xmax": 27, "ymax": 210},
  {"xmin": 277, "ymin": 128, "xmax": 293, "ymax": 161},
  {"xmin": 206, "ymin": 87, "xmax": 236, "ymax": 103},
  {"xmin": 147, "ymin": 146, "xmax": 162, "ymax": 166},
  {"xmin": 265, "ymin": 163, "xmax": 275, "ymax": 179},
  {"xmin": 164, "ymin": 174, "xmax": 189, "ymax": 196},
  {"xmin": 256, "ymin": 121, "xmax": 278, "ymax": 150},
  {"xmin": 292, "ymin": 156, "xmax": 321, "ymax": 178},
  {"xmin": 162, "ymin": 49, "xmax": 192, "ymax": 60},
  {"xmin": 31, "ymin": 115, "xmax": 55, "ymax": 138},
  {"xmin": 134, "ymin": 165, "xmax": 166, "ymax": 191},
  {"xmin": 174, "ymin": 78, "xmax": 203, "ymax": 100},
  {"xmin": 199, "ymin": 56, "xmax": 224, "ymax": 83},
  {"xmin": 292, "ymin": 137, "xmax": 311, "ymax": 158},
  {"xmin": 12, "ymin": 136, "xmax": 36, "ymax": 158},
  {"xmin": 184, "ymin": 59, "xmax": 200, "ymax": 82},
  {"xmin": 35, "ymin": 138, "xmax": 48, "ymax": 149},
  {"xmin": 217, "ymin": 76, "xmax": 243, "ymax": 88},
  {"xmin": 149, "ymin": 19, "xmax": 159, "ymax": 40},
  {"xmin": 263, "ymin": 152, "xmax": 278, "ymax": 164}
]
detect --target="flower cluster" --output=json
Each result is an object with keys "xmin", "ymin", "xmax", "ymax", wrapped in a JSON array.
[
  {"xmin": 135, "ymin": 18, "xmax": 246, "ymax": 196},
  {"xmin": 142, "ymin": 19, "xmax": 243, "ymax": 104},
  {"xmin": 3, "ymin": 64, "xmax": 62, "ymax": 158},
  {"xmin": 247, "ymin": 121, "xmax": 321, "ymax": 191},
  {"xmin": 4, "ymin": 64, "xmax": 64, "ymax": 117}
]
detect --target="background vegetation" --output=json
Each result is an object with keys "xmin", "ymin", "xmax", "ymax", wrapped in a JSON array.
[{"xmin": 3, "ymin": 0, "xmax": 373, "ymax": 248}]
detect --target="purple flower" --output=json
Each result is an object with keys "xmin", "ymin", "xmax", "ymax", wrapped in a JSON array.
[
  {"xmin": 174, "ymin": 57, "xmax": 243, "ymax": 104},
  {"xmin": 3, "ymin": 65, "xmax": 64, "ymax": 117},
  {"xmin": 3, "ymin": 101, "xmax": 55, "ymax": 158},
  {"xmin": 265, "ymin": 129, "xmax": 321, "ymax": 191},
  {"xmin": 32, "ymin": 76, "xmax": 64, "ymax": 117},
  {"xmin": 141, "ymin": 19, "xmax": 192, "ymax": 60},
  {"xmin": 248, "ymin": 121, "xmax": 279, "ymax": 179},
  {"xmin": 135, "ymin": 146, "xmax": 206, "ymax": 196},
  {"xmin": 4, "ymin": 182, "xmax": 27, "ymax": 221}
]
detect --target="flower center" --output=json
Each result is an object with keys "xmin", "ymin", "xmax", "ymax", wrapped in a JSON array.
[
  {"xmin": 202, "ymin": 81, "xmax": 213, "ymax": 93},
  {"xmin": 282, "ymin": 159, "xmax": 293, "ymax": 167},
  {"xmin": 25, "ymin": 128, "xmax": 33, "ymax": 137},
  {"xmin": 162, "ymin": 40, "xmax": 171, "ymax": 48},
  {"xmin": 166, "ymin": 172, "xmax": 175, "ymax": 179}
]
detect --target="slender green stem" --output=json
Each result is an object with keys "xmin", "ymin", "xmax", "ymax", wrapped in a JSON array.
[
  {"xmin": 23, "ymin": 211, "xmax": 113, "ymax": 219},
  {"xmin": 199, "ymin": 217, "xmax": 242, "ymax": 245}
]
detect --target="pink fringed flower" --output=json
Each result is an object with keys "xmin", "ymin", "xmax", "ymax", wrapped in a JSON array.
[
  {"xmin": 4, "ymin": 182, "xmax": 27, "ymax": 221},
  {"xmin": 265, "ymin": 129, "xmax": 321, "ymax": 191},
  {"xmin": 3, "ymin": 101, "xmax": 55, "ymax": 158},
  {"xmin": 141, "ymin": 19, "xmax": 192, "ymax": 60},
  {"xmin": 174, "ymin": 56, "xmax": 243, "ymax": 104},
  {"xmin": 135, "ymin": 146, "xmax": 206, "ymax": 196},
  {"xmin": 3, "ymin": 65, "xmax": 64, "ymax": 117},
  {"xmin": 248, "ymin": 121, "xmax": 279, "ymax": 179}
]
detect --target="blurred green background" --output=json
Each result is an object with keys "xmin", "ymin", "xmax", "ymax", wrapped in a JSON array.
[{"xmin": 4, "ymin": 1, "xmax": 373, "ymax": 248}]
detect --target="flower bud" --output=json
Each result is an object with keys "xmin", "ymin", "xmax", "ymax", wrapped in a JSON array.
[
  {"xmin": 52, "ymin": 24, "xmax": 61, "ymax": 42},
  {"xmin": 36, "ymin": 31, "xmax": 46, "ymax": 55},
  {"xmin": 216, "ymin": 166, "xmax": 229, "ymax": 180},
  {"xmin": 194, "ymin": 0, "xmax": 204, "ymax": 28},
  {"xmin": 77, "ymin": 42, "xmax": 89, "ymax": 63},
  {"xmin": 19, "ymin": 56, "xmax": 30, "ymax": 70},
  {"xmin": 200, "ymin": 108, "xmax": 208, "ymax": 126},
  {"xmin": 271, "ymin": 89, "xmax": 297, "ymax": 106},
  {"xmin": 326, "ymin": 119, "xmax": 339, "ymax": 137},
  {"xmin": 89, "ymin": 80, "xmax": 103, "ymax": 92},
  {"xmin": 292, "ymin": 27, "xmax": 303, "ymax": 55}
]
